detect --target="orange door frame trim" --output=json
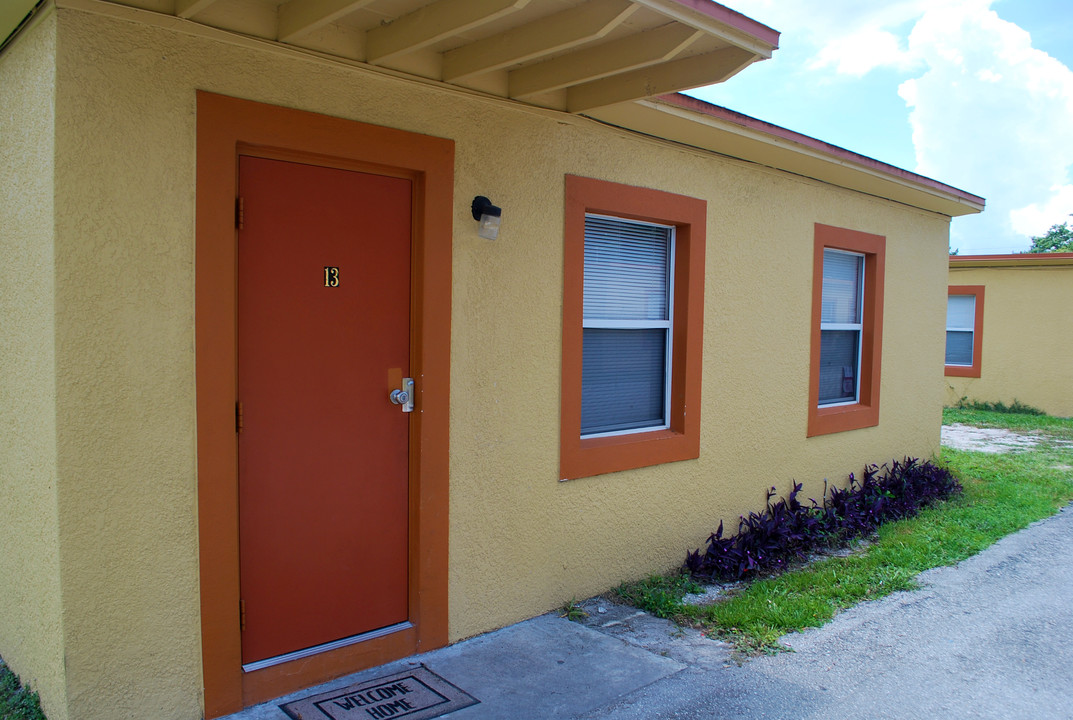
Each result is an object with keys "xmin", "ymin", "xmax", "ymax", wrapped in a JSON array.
[{"xmin": 195, "ymin": 91, "xmax": 453, "ymax": 718}]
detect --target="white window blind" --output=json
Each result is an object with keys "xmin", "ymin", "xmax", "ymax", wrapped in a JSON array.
[
  {"xmin": 946, "ymin": 294, "xmax": 975, "ymax": 366},
  {"xmin": 821, "ymin": 251, "xmax": 862, "ymax": 325},
  {"xmin": 581, "ymin": 215, "xmax": 673, "ymax": 436},
  {"xmin": 819, "ymin": 249, "xmax": 864, "ymax": 405}
]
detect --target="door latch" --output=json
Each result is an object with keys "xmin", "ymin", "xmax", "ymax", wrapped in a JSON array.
[{"xmin": 389, "ymin": 377, "xmax": 414, "ymax": 413}]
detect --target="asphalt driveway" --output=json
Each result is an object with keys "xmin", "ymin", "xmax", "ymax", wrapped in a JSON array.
[{"xmin": 578, "ymin": 502, "xmax": 1073, "ymax": 720}]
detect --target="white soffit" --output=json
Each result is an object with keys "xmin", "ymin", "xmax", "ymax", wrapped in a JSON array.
[
  {"xmin": 34, "ymin": 0, "xmax": 779, "ymax": 113},
  {"xmin": 8, "ymin": 0, "xmax": 983, "ymax": 214}
]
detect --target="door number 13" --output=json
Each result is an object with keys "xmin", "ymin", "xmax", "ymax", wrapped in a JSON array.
[{"xmin": 324, "ymin": 266, "xmax": 340, "ymax": 287}]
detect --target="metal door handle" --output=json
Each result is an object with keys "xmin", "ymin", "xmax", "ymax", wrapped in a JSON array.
[{"xmin": 389, "ymin": 377, "xmax": 414, "ymax": 412}]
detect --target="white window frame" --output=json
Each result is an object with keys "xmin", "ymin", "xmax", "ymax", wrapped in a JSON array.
[
  {"xmin": 945, "ymin": 295, "xmax": 976, "ymax": 367},
  {"xmin": 819, "ymin": 248, "xmax": 864, "ymax": 408},
  {"xmin": 581, "ymin": 213, "xmax": 675, "ymax": 439}
]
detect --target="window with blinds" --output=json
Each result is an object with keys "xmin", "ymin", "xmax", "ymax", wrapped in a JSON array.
[
  {"xmin": 945, "ymin": 294, "xmax": 976, "ymax": 366},
  {"xmin": 581, "ymin": 214, "xmax": 674, "ymax": 436},
  {"xmin": 818, "ymin": 249, "xmax": 864, "ymax": 406}
]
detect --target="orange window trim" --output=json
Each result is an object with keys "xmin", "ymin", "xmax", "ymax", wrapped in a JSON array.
[
  {"xmin": 945, "ymin": 285, "xmax": 985, "ymax": 378},
  {"xmin": 807, "ymin": 223, "xmax": 886, "ymax": 437},
  {"xmin": 195, "ymin": 92, "xmax": 453, "ymax": 718},
  {"xmin": 560, "ymin": 175, "xmax": 706, "ymax": 480}
]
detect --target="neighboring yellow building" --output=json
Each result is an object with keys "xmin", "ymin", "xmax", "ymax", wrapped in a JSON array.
[
  {"xmin": 946, "ymin": 254, "xmax": 1073, "ymax": 417},
  {"xmin": 1, "ymin": 1, "xmax": 983, "ymax": 718}
]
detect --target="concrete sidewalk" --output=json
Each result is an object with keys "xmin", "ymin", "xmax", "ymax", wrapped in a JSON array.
[
  {"xmin": 226, "ymin": 503, "xmax": 1073, "ymax": 720},
  {"xmin": 223, "ymin": 607, "xmax": 694, "ymax": 720}
]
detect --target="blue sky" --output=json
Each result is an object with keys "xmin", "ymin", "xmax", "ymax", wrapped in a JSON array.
[{"xmin": 687, "ymin": 0, "xmax": 1073, "ymax": 254}]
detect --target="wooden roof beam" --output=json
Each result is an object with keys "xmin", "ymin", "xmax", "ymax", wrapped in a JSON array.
[
  {"xmin": 630, "ymin": 0, "xmax": 779, "ymax": 57},
  {"xmin": 277, "ymin": 0, "xmax": 376, "ymax": 44},
  {"xmin": 366, "ymin": 0, "xmax": 531, "ymax": 66},
  {"xmin": 175, "ymin": 0, "xmax": 221, "ymax": 19},
  {"xmin": 442, "ymin": 0, "xmax": 637, "ymax": 82},
  {"xmin": 567, "ymin": 44, "xmax": 756, "ymax": 112},
  {"xmin": 509, "ymin": 23, "xmax": 702, "ymax": 99}
]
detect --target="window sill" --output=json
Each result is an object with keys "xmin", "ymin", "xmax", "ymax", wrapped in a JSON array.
[
  {"xmin": 560, "ymin": 428, "xmax": 698, "ymax": 481},
  {"xmin": 944, "ymin": 364, "xmax": 981, "ymax": 378},
  {"xmin": 807, "ymin": 402, "xmax": 879, "ymax": 437}
]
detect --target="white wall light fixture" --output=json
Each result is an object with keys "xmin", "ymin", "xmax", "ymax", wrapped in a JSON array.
[{"xmin": 471, "ymin": 196, "xmax": 502, "ymax": 240}]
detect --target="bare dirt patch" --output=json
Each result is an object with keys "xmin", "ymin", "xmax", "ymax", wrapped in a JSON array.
[{"xmin": 941, "ymin": 423, "xmax": 1044, "ymax": 453}]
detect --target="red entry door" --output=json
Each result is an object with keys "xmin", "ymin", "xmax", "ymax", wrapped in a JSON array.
[{"xmin": 237, "ymin": 156, "xmax": 412, "ymax": 665}]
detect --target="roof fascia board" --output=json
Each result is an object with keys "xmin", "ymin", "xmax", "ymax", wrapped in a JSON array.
[
  {"xmin": 951, "ymin": 253, "xmax": 1073, "ymax": 268},
  {"xmin": 1, "ymin": 0, "xmax": 49, "ymax": 56},
  {"xmin": 631, "ymin": 0, "xmax": 778, "ymax": 57},
  {"xmin": 586, "ymin": 95, "xmax": 984, "ymax": 217}
]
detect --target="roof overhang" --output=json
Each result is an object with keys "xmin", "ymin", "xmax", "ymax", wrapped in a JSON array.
[
  {"xmin": 0, "ymin": 0, "xmax": 45, "ymax": 54},
  {"xmin": 587, "ymin": 93, "xmax": 985, "ymax": 218},
  {"xmin": 8, "ymin": 0, "xmax": 778, "ymax": 113},
  {"xmin": 4, "ymin": 0, "xmax": 984, "ymax": 218},
  {"xmin": 951, "ymin": 253, "xmax": 1073, "ymax": 268}
]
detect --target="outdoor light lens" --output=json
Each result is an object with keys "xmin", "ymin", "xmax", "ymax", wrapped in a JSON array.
[{"xmin": 477, "ymin": 213, "xmax": 501, "ymax": 240}]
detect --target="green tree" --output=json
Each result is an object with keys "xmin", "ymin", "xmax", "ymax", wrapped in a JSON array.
[{"xmin": 1025, "ymin": 216, "xmax": 1073, "ymax": 253}]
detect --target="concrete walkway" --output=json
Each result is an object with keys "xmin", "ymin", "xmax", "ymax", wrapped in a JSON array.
[
  {"xmin": 580, "ymin": 502, "xmax": 1073, "ymax": 720},
  {"xmin": 225, "ymin": 502, "xmax": 1073, "ymax": 720}
]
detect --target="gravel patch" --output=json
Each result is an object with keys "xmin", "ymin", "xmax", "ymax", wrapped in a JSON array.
[{"xmin": 681, "ymin": 583, "xmax": 738, "ymax": 606}]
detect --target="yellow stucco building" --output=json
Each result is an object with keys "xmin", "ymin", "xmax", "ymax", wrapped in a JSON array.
[
  {"xmin": 946, "ymin": 253, "xmax": 1073, "ymax": 417},
  {"xmin": 1, "ymin": 1, "xmax": 983, "ymax": 718}
]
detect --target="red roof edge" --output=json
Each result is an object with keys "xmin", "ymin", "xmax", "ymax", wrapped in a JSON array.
[
  {"xmin": 952, "ymin": 253, "xmax": 1073, "ymax": 262},
  {"xmin": 657, "ymin": 93, "xmax": 985, "ymax": 209},
  {"xmin": 673, "ymin": 0, "xmax": 780, "ymax": 49}
]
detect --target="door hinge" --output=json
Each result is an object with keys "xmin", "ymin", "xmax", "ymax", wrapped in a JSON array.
[
  {"xmin": 235, "ymin": 197, "xmax": 244, "ymax": 230},
  {"xmin": 236, "ymin": 401, "xmax": 244, "ymax": 433},
  {"xmin": 239, "ymin": 599, "xmax": 246, "ymax": 632}
]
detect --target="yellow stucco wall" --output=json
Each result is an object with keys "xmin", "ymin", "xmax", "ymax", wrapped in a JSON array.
[
  {"xmin": 0, "ymin": 11, "xmax": 70, "ymax": 720},
  {"xmin": 50, "ymin": 12, "xmax": 205, "ymax": 720},
  {"xmin": 16, "ymin": 6, "xmax": 952, "ymax": 718},
  {"xmin": 947, "ymin": 264, "xmax": 1073, "ymax": 417}
]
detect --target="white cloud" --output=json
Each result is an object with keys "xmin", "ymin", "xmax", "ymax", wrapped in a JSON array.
[
  {"xmin": 726, "ymin": 0, "xmax": 934, "ymax": 46},
  {"xmin": 724, "ymin": 0, "xmax": 946, "ymax": 75},
  {"xmin": 716, "ymin": 0, "xmax": 1073, "ymax": 252},
  {"xmin": 898, "ymin": 2, "xmax": 1073, "ymax": 251},
  {"xmin": 808, "ymin": 29, "xmax": 915, "ymax": 77},
  {"xmin": 1009, "ymin": 185, "xmax": 1073, "ymax": 237}
]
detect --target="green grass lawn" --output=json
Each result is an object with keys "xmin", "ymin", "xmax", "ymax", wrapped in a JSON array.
[
  {"xmin": 617, "ymin": 408, "xmax": 1073, "ymax": 654},
  {"xmin": 0, "ymin": 661, "xmax": 46, "ymax": 720}
]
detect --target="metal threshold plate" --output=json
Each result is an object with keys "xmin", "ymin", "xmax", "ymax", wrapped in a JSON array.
[{"xmin": 242, "ymin": 621, "xmax": 413, "ymax": 673}]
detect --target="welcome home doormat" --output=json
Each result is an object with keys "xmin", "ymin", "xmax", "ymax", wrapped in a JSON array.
[{"xmin": 280, "ymin": 665, "xmax": 479, "ymax": 720}]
